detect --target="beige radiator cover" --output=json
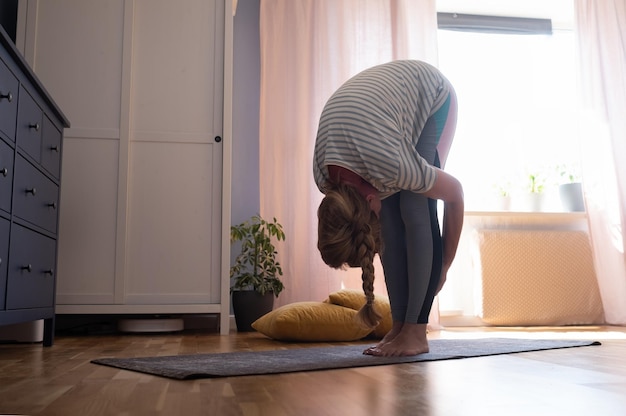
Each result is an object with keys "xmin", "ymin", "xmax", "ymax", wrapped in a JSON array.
[{"xmin": 476, "ymin": 230, "xmax": 604, "ymax": 325}]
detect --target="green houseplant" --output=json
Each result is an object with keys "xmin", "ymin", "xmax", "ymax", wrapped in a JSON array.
[
  {"xmin": 230, "ymin": 215, "xmax": 285, "ymax": 331},
  {"xmin": 527, "ymin": 172, "xmax": 546, "ymax": 194}
]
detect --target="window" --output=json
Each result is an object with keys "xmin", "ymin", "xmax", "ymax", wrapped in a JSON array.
[{"xmin": 437, "ymin": 18, "xmax": 580, "ymax": 211}]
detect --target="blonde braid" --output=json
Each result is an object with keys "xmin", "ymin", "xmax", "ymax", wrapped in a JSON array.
[
  {"xmin": 354, "ymin": 225, "xmax": 382, "ymax": 329},
  {"xmin": 317, "ymin": 182, "xmax": 382, "ymax": 329}
]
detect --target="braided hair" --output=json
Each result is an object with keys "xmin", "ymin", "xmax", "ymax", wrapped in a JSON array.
[{"xmin": 317, "ymin": 182, "xmax": 382, "ymax": 329}]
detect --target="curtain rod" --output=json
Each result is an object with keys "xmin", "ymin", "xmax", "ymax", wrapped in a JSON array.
[{"xmin": 437, "ymin": 12, "xmax": 553, "ymax": 35}]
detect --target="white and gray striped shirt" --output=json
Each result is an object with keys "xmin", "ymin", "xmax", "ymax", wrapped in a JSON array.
[{"xmin": 314, "ymin": 60, "xmax": 452, "ymax": 198}]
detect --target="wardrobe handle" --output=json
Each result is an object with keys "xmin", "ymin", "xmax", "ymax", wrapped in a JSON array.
[
  {"xmin": 25, "ymin": 187, "xmax": 37, "ymax": 196},
  {"xmin": 0, "ymin": 91, "xmax": 13, "ymax": 102},
  {"xmin": 50, "ymin": 145, "xmax": 60, "ymax": 153},
  {"xmin": 21, "ymin": 264, "xmax": 32, "ymax": 273},
  {"xmin": 1, "ymin": 167, "xmax": 7, "ymax": 177},
  {"xmin": 47, "ymin": 202, "xmax": 57, "ymax": 210},
  {"xmin": 29, "ymin": 122, "xmax": 40, "ymax": 131},
  {"xmin": 44, "ymin": 269, "xmax": 54, "ymax": 276}
]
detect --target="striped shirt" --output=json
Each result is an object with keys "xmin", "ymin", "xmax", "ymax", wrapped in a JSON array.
[{"xmin": 313, "ymin": 60, "xmax": 452, "ymax": 197}]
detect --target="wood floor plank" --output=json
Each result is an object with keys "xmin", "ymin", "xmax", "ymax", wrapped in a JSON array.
[{"xmin": 0, "ymin": 326, "xmax": 625, "ymax": 415}]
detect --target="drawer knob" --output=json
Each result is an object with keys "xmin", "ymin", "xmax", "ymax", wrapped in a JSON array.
[
  {"xmin": 48, "ymin": 202, "xmax": 57, "ymax": 210},
  {"xmin": 1, "ymin": 167, "xmax": 7, "ymax": 177},
  {"xmin": 25, "ymin": 187, "xmax": 37, "ymax": 196},
  {"xmin": 44, "ymin": 269, "xmax": 54, "ymax": 276},
  {"xmin": 50, "ymin": 145, "xmax": 60, "ymax": 153},
  {"xmin": 21, "ymin": 264, "xmax": 33, "ymax": 273},
  {"xmin": 0, "ymin": 91, "xmax": 13, "ymax": 102},
  {"xmin": 29, "ymin": 122, "xmax": 41, "ymax": 131}
]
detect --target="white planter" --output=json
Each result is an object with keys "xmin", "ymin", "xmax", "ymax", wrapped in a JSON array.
[
  {"xmin": 518, "ymin": 192, "xmax": 546, "ymax": 212},
  {"xmin": 495, "ymin": 195, "xmax": 512, "ymax": 211},
  {"xmin": 559, "ymin": 182, "xmax": 585, "ymax": 212}
]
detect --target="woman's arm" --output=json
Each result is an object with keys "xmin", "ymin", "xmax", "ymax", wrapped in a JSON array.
[{"xmin": 422, "ymin": 168, "xmax": 464, "ymax": 292}]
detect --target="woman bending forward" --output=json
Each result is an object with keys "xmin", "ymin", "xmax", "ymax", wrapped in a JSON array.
[{"xmin": 314, "ymin": 60, "xmax": 464, "ymax": 357}]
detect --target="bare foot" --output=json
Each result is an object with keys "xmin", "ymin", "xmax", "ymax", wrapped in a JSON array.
[
  {"xmin": 365, "ymin": 323, "xmax": 429, "ymax": 357},
  {"xmin": 363, "ymin": 322, "xmax": 403, "ymax": 355}
]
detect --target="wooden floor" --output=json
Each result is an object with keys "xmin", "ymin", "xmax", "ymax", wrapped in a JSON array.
[{"xmin": 1, "ymin": 325, "xmax": 626, "ymax": 416}]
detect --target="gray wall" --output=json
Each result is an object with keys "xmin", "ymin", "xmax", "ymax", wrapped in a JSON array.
[{"xmin": 231, "ymin": 0, "xmax": 260, "ymax": 225}]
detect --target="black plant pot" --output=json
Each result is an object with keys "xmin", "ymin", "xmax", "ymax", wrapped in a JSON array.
[{"xmin": 232, "ymin": 290, "xmax": 275, "ymax": 332}]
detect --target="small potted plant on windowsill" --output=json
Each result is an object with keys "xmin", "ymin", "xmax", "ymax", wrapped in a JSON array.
[
  {"xmin": 557, "ymin": 164, "xmax": 585, "ymax": 212},
  {"xmin": 230, "ymin": 215, "xmax": 285, "ymax": 331},
  {"xmin": 492, "ymin": 179, "xmax": 512, "ymax": 211},
  {"xmin": 520, "ymin": 170, "xmax": 547, "ymax": 212}
]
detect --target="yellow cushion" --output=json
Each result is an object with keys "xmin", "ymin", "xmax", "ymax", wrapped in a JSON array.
[
  {"xmin": 251, "ymin": 301, "xmax": 372, "ymax": 342},
  {"xmin": 326, "ymin": 289, "xmax": 392, "ymax": 338}
]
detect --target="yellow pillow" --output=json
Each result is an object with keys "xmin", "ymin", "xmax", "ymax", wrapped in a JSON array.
[
  {"xmin": 327, "ymin": 289, "xmax": 392, "ymax": 338},
  {"xmin": 251, "ymin": 301, "xmax": 372, "ymax": 342}
]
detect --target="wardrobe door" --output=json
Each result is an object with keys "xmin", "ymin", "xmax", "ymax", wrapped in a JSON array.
[
  {"xmin": 125, "ymin": 0, "xmax": 223, "ymax": 305},
  {"xmin": 29, "ymin": 0, "xmax": 225, "ymax": 312}
]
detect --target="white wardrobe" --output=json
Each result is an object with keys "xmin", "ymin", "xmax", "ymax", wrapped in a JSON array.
[{"xmin": 17, "ymin": 0, "xmax": 233, "ymax": 334}]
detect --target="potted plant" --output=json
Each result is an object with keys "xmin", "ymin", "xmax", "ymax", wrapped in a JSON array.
[
  {"xmin": 230, "ymin": 215, "xmax": 285, "ymax": 331},
  {"xmin": 492, "ymin": 179, "xmax": 512, "ymax": 211},
  {"xmin": 557, "ymin": 164, "xmax": 584, "ymax": 212},
  {"xmin": 520, "ymin": 170, "xmax": 547, "ymax": 212}
]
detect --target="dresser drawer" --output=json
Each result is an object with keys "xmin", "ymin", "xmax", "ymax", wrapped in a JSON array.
[
  {"xmin": 0, "ymin": 58, "xmax": 18, "ymax": 142},
  {"xmin": 6, "ymin": 224, "xmax": 56, "ymax": 309},
  {"xmin": 41, "ymin": 115, "xmax": 62, "ymax": 179},
  {"xmin": 16, "ymin": 87, "xmax": 43, "ymax": 162},
  {"xmin": 0, "ymin": 139, "xmax": 13, "ymax": 213},
  {"xmin": 0, "ymin": 217, "xmax": 9, "ymax": 310},
  {"xmin": 13, "ymin": 156, "xmax": 59, "ymax": 234}
]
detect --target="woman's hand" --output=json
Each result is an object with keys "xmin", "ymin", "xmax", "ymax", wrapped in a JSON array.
[
  {"xmin": 437, "ymin": 264, "xmax": 450, "ymax": 295},
  {"xmin": 423, "ymin": 169, "xmax": 464, "ymax": 282}
]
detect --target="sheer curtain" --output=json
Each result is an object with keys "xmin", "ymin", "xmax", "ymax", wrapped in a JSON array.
[
  {"xmin": 258, "ymin": 0, "xmax": 438, "ymax": 307},
  {"xmin": 575, "ymin": 0, "xmax": 626, "ymax": 324}
]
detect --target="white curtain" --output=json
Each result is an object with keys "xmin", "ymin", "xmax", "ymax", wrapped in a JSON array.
[
  {"xmin": 575, "ymin": 0, "xmax": 626, "ymax": 324},
  {"xmin": 258, "ymin": 0, "xmax": 438, "ymax": 307}
]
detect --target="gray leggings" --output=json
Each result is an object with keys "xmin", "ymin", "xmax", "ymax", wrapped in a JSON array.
[{"xmin": 379, "ymin": 96, "xmax": 449, "ymax": 324}]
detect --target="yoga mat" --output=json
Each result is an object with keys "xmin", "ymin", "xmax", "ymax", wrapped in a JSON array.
[{"xmin": 91, "ymin": 338, "xmax": 600, "ymax": 380}]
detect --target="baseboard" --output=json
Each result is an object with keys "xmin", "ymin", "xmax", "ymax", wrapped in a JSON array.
[{"xmin": 440, "ymin": 315, "xmax": 487, "ymax": 327}]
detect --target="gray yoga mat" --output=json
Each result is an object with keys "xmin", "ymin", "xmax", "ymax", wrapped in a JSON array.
[{"xmin": 91, "ymin": 338, "xmax": 600, "ymax": 380}]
